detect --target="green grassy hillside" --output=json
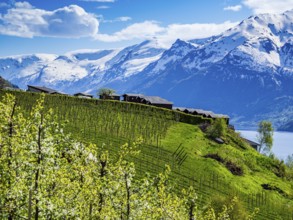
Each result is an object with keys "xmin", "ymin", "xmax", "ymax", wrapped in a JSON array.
[{"xmin": 1, "ymin": 90, "xmax": 293, "ymax": 219}]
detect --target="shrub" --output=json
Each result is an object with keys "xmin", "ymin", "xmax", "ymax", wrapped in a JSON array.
[
  {"xmin": 209, "ymin": 195, "xmax": 249, "ymax": 220},
  {"xmin": 204, "ymin": 153, "xmax": 244, "ymax": 176},
  {"xmin": 226, "ymin": 130, "xmax": 249, "ymax": 150},
  {"xmin": 261, "ymin": 184, "xmax": 287, "ymax": 197},
  {"xmin": 206, "ymin": 118, "xmax": 227, "ymax": 138}
]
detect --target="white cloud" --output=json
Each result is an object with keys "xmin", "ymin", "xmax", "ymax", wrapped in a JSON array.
[
  {"xmin": 95, "ymin": 21, "xmax": 165, "ymax": 42},
  {"xmin": 97, "ymin": 5, "xmax": 110, "ymax": 9},
  {"xmin": 243, "ymin": 0, "xmax": 293, "ymax": 14},
  {"xmin": 95, "ymin": 20, "xmax": 239, "ymax": 48},
  {"xmin": 14, "ymin": 1, "xmax": 33, "ymax": 9},
  {"xmin": 117, "ymin": 16, "xmax": 131, "ymax": 22},
  {"xmin": 100, "ymin": 16, "xmax": 132, "ymax": 23},
  {"xmin": 224, "ymin": 5, "xmax": 242, "ymax": 12},
  {"xmin": 0, "ymin": 2, "xmax": 99, "ymax": 38},
  {"xmin": 158, "ymin": 21, "xmax": 239, "ymax": 47}
]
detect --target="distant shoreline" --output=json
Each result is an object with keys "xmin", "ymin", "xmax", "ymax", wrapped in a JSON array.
[{"xmin": 238, "ymin": 130, "xmax": 293, "ymax": 160}]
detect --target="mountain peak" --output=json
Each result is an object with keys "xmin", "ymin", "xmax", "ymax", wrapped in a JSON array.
[
  {"xmin": 137, "ymin": 39, "xmax": 161, "ymax": 48},
  {"xmin": 1, "ymin": 10, "xmax": 293, "ymax": 130},
  {"xmin": 283, "ymin": 8, "xmax": 293, "ymax": 15}
]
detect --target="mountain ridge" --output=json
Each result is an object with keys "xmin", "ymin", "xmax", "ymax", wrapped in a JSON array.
[{"xmin": 1, "ymin": 10, "xmax": 293, "ymax": 129}]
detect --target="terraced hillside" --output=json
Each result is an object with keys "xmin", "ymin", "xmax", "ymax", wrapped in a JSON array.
[{"xmin": 0, "ymin": 90, "xmax": 292, "ymax": 219}]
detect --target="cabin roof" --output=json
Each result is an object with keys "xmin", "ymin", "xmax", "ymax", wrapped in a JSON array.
[
  {"xmin": 123, "ymin": 93, "xmax": 144, "ymax": 97},
  {"xmin": 142, "ymin": 96, "xmax": 173, "ymax": 105},
  {"xmin": 123, "ymin": 93, "xmax": 172, "ymax": 105},
  {"xmin": 174, "ymin": 107, "xmax": 229, "ymax": 118},
  {"xmin": 74, "ymin": 92, "xmax": 93, "ymax": 97},
  {"xmin": 100, "ymin": 93, "xmax": 120, "ymax": 97},
  {"xmin": 28, "ymin": 85, "xmax": 60, "ymax": 94},
  {"xmin": 173, "ymin": 107, "xmax": 187, "ymax": 111},
  {"xmin": 242, "ymin": 138, "xmax": 260, "ymax": 146},
  {"xmin": 173, "ymin": 107, "xmax": 229, "ymax": 119}
]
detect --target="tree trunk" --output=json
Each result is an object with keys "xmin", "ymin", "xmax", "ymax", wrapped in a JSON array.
[
  {"xmin": 125, "ymin": 173, "xmax": 131, "ymax": 220},
  {"xmin": 98, "ymin": 159, "xmax": 107, "ymax": 213},
  {"xmin": 189, "ymin": 202, "xmax": 195, "ymax": 220},
  {"xmin": 34, "ymin": 115, "xmax": 43, "ymax": 220},
  {"xmin": 7, "ymin": 101, "xmax": 17, "ymax": 220},
  {"xmin": 28, "ymin": 189, "xmax": 32, "ymax": 220}
]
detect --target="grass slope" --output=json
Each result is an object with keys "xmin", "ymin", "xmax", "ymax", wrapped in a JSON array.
[
  {"xmin": 161, "ymin": 123, "xmax": 293, "ymax": 218},
  {"xmin": 0, "ymin": 90, "xmax": 293, "ymax": 219}
]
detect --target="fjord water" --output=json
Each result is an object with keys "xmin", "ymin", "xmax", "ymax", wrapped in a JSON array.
[{"xmin": 239, "ymin": 130, "xmax": 293, "ymax": 160}]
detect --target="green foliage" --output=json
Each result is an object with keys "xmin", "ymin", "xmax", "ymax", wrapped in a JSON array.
[
  {"xmin": 0, "ymin": 93, "xmax": 258, "ymax": 219},
  {"xmin": 0, "ymin": 93, "xmax": 27, "ymax": 219},
  {"xmin": 226, "ymin": 130, "xmax": 249, "ymax": 150},
  {"xmin": 209, "ymin": 195, "xmax": 250, "ymax": 220},
  {"xmin": 98, "ymin": 87, "xmax": 115, "ymax": 98},
  {"xmin": 285, "ymin": 154, "xmax": 293, "ymax": 181},
  {"xmin": 176, "ymin": 111, "xmax": 213, "ymax": 125},
  {"xmin": 1, "ymin": 91, "xmax": 293, "ymax": 219},
  {"xmin": 285, "ymin": 154, "xmax": 293, "ymax": 168},
  {"xmin": 207, "ymin": 118, "xmax": 227, "ymax": 138},
  {"xmin": 204, "ymin": 153, "xmax": 244, "ymax": 176},
  {"xmin": 257, "ymin": 121, "xmax": 274, "ymax": 154}
]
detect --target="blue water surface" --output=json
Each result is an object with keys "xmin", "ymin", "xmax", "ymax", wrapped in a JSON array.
[{"xmin": 238, "ymin": 130, "xmax": 293, "ymax": 160}]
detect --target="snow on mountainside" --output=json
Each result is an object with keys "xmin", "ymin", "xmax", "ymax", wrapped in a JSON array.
[
  {"xmin": 0, "ymin": 54, "xmax": 57, "ymax": 86},
  {"xmin": 1, "ymin": 10, "xmax": 293, "ymax": 129},
  {"xmin": 146, "ymin": 9, "xmax": 293, "ymax": 76},
  {"xmin": 123, "ymin": 10, "xmax": 293, "ymax": 129},
  {"xmin": 0, "ymin": 40, "xmax": 165, "ymax": 93}
]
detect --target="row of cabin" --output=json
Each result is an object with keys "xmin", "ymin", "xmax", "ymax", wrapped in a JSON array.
[
  {"xmin": 122, "ymin": 93, "xmax": 173, "ymax": 109},
  {"xmin": 27, "ymin": 85, "xmax": 93, "ymax": 98},
  {"xmin": 27, "ymin": 86, "xmax": 230, "ymax": 121},
  {"xmin": 27, "ymin": 86, "xmax": 173, "ymax": 109},
  {"xmin": 173, "ymin": 107, "xmax": 230, "ymax": 125},
  {"xmin": 99, "ymin": 93, "xmax": 173, "ymax": 109},
  {"xmin": 25, "ymin": 85, "xmax": 260, "ymax": 150}
]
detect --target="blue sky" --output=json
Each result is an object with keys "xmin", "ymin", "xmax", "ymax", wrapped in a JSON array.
[{"xmin": 0, "ymin": 0, "xmax": 293, "ymax": 56}]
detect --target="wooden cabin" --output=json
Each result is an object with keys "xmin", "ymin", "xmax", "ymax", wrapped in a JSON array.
[
  {"xmin": 122, "ymin": 93, "xmax": 144, "ymax": 102},
  {"xmin": 141, "ymin": 96, "xmax": 173, "ymax": 109},
  {"xmin": 123, "ymin": 93, "xmax": 173, "ymax": 109},
  {"xmin": 27, "ymin": 85, "xmax": 63, "ymax": 95},
  {"xmin": 74, "ymin": 92, "xmax": 93, "ymax": 99},
  {"xmin": 100, "ymin": 94, "xmax": 120, "ymax": 101},
  {"xmin": 173, "ymin": 107, "xmax": 230, "ymax": 124}
]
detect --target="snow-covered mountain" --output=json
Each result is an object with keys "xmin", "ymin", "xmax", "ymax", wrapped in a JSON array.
[
  {"xmin": 0, "ymin": 40, "xmax": 165, "ymax": 94},
  {"xmin": 1, "ymin": 10, "xmax": 293, "ymax": 129},
  {"xmin": 120, "ymin": 10, "xmax": 293, "ymax": 129}
]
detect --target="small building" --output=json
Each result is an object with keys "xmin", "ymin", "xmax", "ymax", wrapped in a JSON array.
[
  {"xmin": 173, "ymin": 107, "xmax": 230, "ymax": 124},
  {"xmin": 141, "ymin": 96, "xmax": 173, "ymax": 109},
  {"xmin": 123, "ymin": 93, "xmax": 144, "ymax": 102},
  {"xmin": 99, "ymin": 94, "xmax": 120, "ymax": 101},
  {"xmin": 243, "ymin": 138, "xmax": 260, "ymax": 151},
  {"xmin": 27, "ymin": 85, "xmax": 63, "ymax": 95},
  {"xmin": 123, "ymin": 93, "xmax": 173, "ymax": 109},
  {"xmin": 74, "ymin": 92, "xmax": 93, "ymax": 99}
]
